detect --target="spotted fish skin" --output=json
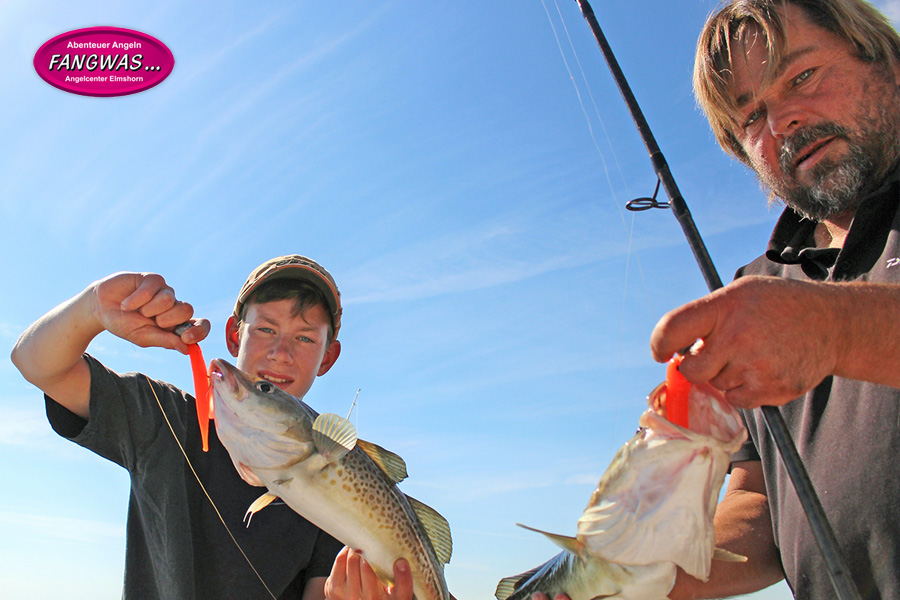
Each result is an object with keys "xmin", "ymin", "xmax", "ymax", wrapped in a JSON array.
[{"xmin": 210, "ymin": 358, "xmax": 452, "ymax": 600}]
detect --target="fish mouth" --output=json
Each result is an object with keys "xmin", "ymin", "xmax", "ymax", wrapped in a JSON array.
[{"xmin": 209, "ymin": 359, "xmax": 241, "ymax": 398}]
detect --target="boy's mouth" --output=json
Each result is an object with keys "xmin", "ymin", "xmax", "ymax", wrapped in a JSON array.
[{"xmin": 258, "ymin": 371, "xmax": 294, "ymax": 389}]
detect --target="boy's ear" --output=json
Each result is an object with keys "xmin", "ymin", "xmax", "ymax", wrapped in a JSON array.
[
  {"xmin": 317, "ymin": 340, "xmax": 341, "ymax": 376},
  {"xmin": 225, "ymin": 316, "xmax": 241, "ymax": 357}
]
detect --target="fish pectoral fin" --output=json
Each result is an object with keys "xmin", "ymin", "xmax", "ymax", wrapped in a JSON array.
[
  {"xmin": 713, "ymin": 547, "xmax": 748, "ymax": 563},
  {"xmin": 357, "ymin": 439, "xmax": 408, "ymax": 483},
  {"xmin": 516, "ymin": 523, "xmax": 583, "ymax": 555},
  {"xmin": 408, "ymin": 495, "xmax": 453, "ymax": 565},
  {"xmin": 244, "ymin": 492, "xmax": 280, "ymax": 527},
  {"xmin": 312, "ymin": 413, "xmax": 358, "ymax": 463}
]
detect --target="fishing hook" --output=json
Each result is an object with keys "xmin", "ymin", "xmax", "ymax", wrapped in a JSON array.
[{"xmin": 572, "ymin": 1, "xmax": 861, "ymax": 598}]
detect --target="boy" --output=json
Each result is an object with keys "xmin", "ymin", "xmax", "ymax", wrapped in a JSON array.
[{"xmin": 12, "ymin": 255, "xmax": 345, "ymax": 600}]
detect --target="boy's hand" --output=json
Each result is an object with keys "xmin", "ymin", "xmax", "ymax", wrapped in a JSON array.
[
  {"xmin": 92, "ymin": 272, "xmax": 210, "ymax": 354},
  {"xmin": 324, "ymin": 547, "xmax": 413, "ymax": 600}
]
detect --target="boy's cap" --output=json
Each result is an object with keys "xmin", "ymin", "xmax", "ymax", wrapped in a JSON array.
[{"xmin": 234, "ymin": 255, "xmax": 342, "ymax": 339}]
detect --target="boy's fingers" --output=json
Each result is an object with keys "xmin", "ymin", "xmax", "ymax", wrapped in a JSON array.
[
  {"xmin": 119, "ymin": 273, "xmax": 169, "ymax": 312},
  {"xmin": 391, "ymin": 558, "xmax": 413, "ymax": 600}
]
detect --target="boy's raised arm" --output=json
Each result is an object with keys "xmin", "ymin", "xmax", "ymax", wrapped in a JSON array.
[{"xmin": 11, "ymin": 272, "xmax": 209, "ymax": 419}]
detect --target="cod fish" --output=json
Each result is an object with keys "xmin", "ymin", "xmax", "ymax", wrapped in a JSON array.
[
  {"xmin": 496, "ymin": 380, "xmax": 747, "ymax": 600},
  {"xmin": 209, "ymin": 359, "xmax": 453, "ymax": 600}
]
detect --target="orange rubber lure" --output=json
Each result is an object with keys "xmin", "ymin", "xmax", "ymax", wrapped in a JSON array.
[
  {"xmin": 187, "ymin": 343, "xmax": 211, "ymax": 452},
  {"xmin": 665, "ymin": 354, "xmax": 690, "ymax": 429}
]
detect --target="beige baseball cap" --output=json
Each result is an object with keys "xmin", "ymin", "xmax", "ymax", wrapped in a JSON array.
[{"xmin": 233, "ymin": 255, "xmax": 342, "ymax": 339}]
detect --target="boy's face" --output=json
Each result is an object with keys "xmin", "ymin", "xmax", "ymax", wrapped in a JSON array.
[{"xmin": 225, "ymin": 298, "xmax": 340, "ymax": 400}]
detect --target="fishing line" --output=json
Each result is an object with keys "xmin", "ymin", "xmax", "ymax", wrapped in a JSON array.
[
  {"xmin": 540, "ymin": 0, "xmax": 660, "ymax": 443},
  {"xmin": 130, "ymin": 344, "xmax": 278, "ymax": 600},
  {"xmin": 347, "ymin": 387, "xmax": 361, "ymax": 424},
  {"xmin": 543, "ymin": 0, "xmax": 658, "ymax": 314}
]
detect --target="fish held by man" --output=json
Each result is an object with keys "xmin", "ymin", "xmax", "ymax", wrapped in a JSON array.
[
  {"xmin": 209, "ymin": 358, "xmax": 453, "ymax": 600},
  {"xmin": 495, "ymin": 377, "xmax": 747, "ymax": 600}
]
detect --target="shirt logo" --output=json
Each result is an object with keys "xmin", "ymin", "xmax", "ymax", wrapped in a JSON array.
[{"xmin": 887, "ymin": 258, "xmax": 900, "ymax": 268}]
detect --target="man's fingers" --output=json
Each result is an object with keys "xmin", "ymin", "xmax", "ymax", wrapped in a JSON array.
[{"xmin": 650, "ymin": 294, "xmax": 720, "ymax": 364}]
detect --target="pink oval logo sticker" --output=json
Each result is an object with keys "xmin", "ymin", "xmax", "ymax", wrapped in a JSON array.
[{"xmin": 34, "ymin": 27, "xmax": 174, "ymax": 97}]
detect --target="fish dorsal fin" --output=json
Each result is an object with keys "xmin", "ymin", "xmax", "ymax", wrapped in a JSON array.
[
  {"xmin": 357, "ymin": 439, "xmax": 408, "ymax": 483},
  {"xmin": 407, "ymin": 495, "xmax": 453, "ymax": 565},
  {"xmin": 312, "ymin": 413, "xmax": 358, "ymax": 463},
  {"xmin": 244, "ymin": 492, "xmax": 279, "ymax": 527},
  {"xmin": 516, "ymin": 523, "xmax": 583, "ymax": 555},
  {"xmin": 713, "ymin": 547, "xmax": 748, "ymax": 563},
  {"xmin": 494, "ymin": 567, "xmax": 542, "ymax": 600}
]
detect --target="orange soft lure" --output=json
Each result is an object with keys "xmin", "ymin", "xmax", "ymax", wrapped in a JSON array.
[
  {"xmin": 665, "ymin": 354, "xmax": 690, "ymax": 429},
  {"xmin": 187, "ymin": 343, "xmax": 212, "ymax": 452}
]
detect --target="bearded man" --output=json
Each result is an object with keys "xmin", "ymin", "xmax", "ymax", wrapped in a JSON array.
[{"xmin": 649, "ymin": 1, "xmax": 900, "ymax": 598}]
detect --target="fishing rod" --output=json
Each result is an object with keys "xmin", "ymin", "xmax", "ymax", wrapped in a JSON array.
[{"xmin": 572, "ymin": 1, "xmax": 861, "ymax": 598}]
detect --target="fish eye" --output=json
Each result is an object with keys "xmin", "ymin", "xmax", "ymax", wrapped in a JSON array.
[{"xmin": 256, "ymin": 381, "xmax": 276, "ymax": 394}]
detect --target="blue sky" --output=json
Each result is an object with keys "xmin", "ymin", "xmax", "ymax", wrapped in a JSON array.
[{"xmin": 4, "ymin": 1, "xmax": 898, "ymax": 598}]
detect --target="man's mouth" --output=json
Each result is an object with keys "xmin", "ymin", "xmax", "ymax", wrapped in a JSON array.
[{"xmin": 794, "ymin": 137, "xmax": 835, "ymax": 170}]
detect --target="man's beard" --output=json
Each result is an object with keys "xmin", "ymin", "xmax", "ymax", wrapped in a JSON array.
[{"xmin": 758, "ymin": 105, "xmax": 900, "ymax": 222}]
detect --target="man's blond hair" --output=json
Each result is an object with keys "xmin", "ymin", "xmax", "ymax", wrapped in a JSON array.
[{"xmin": 694, "ymin": 0, "xmax": 900, "ymax": 163}]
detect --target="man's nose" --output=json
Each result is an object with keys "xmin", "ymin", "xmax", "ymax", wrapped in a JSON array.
[{"xmin": 766, "ymin": 99, "xmax": 806, "ymax": 138}]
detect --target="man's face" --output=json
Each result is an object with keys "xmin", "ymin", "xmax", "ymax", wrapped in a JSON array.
[
  {"xmin": 228, "ymin": 298, "xmax": 340, "ymax": 400},
  {"xmin": 730, "ymin": 4, "xmax": 900, "ymax": 220}
]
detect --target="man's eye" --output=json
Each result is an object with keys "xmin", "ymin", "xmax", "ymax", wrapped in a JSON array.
[
  {"xmin": 743, "ymin": 108, "xmax": 764, "ymax": 129},
  {"xmin": 256, "ymin": 381, "xmax": 276, "ymax": 394},
  {"xmin": 793, "ymin": 68, "xmax": 814, "ymax": 86}
]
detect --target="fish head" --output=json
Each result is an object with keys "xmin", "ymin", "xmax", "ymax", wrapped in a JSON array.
[
  {"xmin": 210, "ymin": 358, "xmax": 318, "ymax": 475},
  {"xmin": 643, "ymin": 380, "xmax": 746, "ymax": 452}
]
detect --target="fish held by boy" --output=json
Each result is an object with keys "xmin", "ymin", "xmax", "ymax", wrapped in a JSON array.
[
  {"xmin": 496, "ymin": 378, "xmax": 748, "ymax": 600},
  {"xmin": 209, "ymin": 358, "xmax": 453, "ymax": 600}
]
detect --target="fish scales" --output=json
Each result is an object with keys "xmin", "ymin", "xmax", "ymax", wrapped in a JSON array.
[{"xmin": 210, "ymin": 359, "xmax": 452, "ymax": 600}]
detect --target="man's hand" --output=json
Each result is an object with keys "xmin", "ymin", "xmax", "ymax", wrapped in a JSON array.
[
  {"xmin": 324, "ymin": 547, "xmax": 413, "ymax": 600},
  {"xmin": 92, "ymin": 272, "xmax": 209, "ymax": 353},
  {"xmin": 650, "ymin": 276, "xmax": 838, "ymax": 409}
]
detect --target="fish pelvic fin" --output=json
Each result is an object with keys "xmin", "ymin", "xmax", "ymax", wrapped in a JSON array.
[
  {"xmin": 357, "ymin": 439, "xmax": 409, "ymax": 483},
  {"xmin": 713, "ymin": 547, "xmax": 748, "ymax": 563},
  {"xmin": 408, "ymin": 495, "xmax": 453, "ymax": 565},
  {"xmin": 516, "ymin": 523, "xmax": 583, "ymax": 555},
  {"xmin": 244, "ymin": 492, "xmax": 279, "ymax": 527},
  {"xmin": 312, "ymin": 413, "xmax": 358, "ymax": 463},
  {"xmin": 495, "ymin": 566, "xmax": 543, "ymax": 600}
]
